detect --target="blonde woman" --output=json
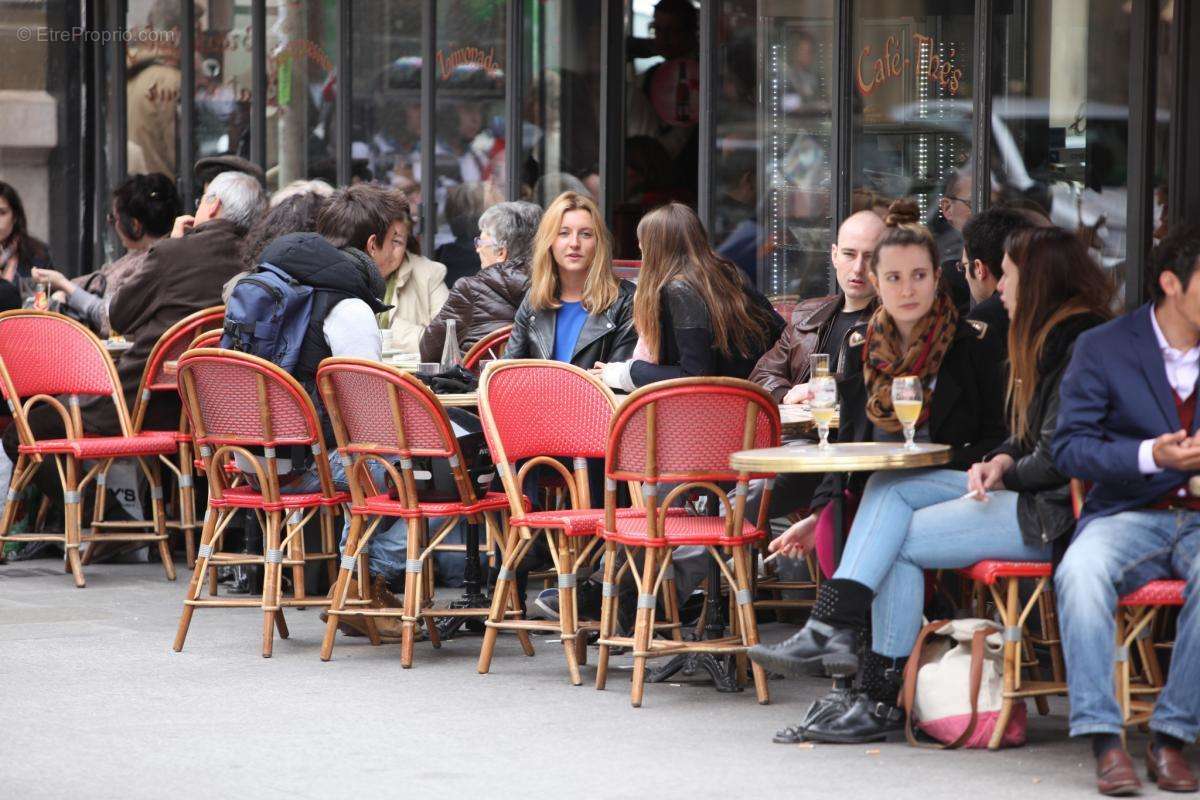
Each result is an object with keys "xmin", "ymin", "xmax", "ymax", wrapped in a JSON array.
[{"xmin": 504, "ymin": 191, "xmax": 636, "ymax": 368}]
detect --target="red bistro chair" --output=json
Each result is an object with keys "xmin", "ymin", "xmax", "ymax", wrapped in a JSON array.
[
  {"xmin": 475, "ymin": 359, "xmax": 678, "ymax": 684},
  {"xmin": 315, "ymin": 357, "xmax": 516, "ymax": 668},
  {"xmin": 595, "ymin": 377, "xmax": 781, "ymax": 707},
  {"xmin": 1117, "ymin": 580, "xmax": 1186, "ymax": 726},
  {"xmin": 100, "ymin": 306, "xmax": 224, "ymax": 568},
  {"xmin": 462, "ymin": 324, "xmax": 512, "ymax": 373},
  {"xmin": 173, "ymin": 349, "xmax": 343, "ymax": 657},
  {"xmin": 0, "ymin": 310, "xmax": 179, "ymax": 587}
]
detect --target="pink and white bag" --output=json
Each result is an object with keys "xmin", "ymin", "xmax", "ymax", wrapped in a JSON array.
[{"xmin": 899, "ymin": 618, "xmax": 1027, "ymax": 749}]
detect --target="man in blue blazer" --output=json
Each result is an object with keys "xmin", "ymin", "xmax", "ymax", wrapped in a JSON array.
[{"xmin": 1052, "ymin": 224, "xmax": 1200, "ymax": 796}]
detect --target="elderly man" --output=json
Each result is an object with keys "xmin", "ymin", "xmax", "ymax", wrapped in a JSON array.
[
  {"xmin": 420, "ymin": 201, "xmax": 542, "ymax": 362},
  {"xmin": 2, "ymin": 170, "xmax": 265, "ymax": 471}
]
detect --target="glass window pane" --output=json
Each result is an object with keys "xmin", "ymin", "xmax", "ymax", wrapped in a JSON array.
[
  {"xmin": 126, "ymin": 0, "xmax": 184, "ymax": 182},
  {"xmin": 991, "ymin": 1, "xmax": 1140, "ymax": 282},
  {"xmin": 523, "ymin": 0, "xmax": 603, "ymax": 208},
  {"xmin": 851, "ymin": 2, "xmax": 975, "ymax": 266},
  {"xmin": 433, "ymin": 0, "xmax": 507, "ymax": 251},
  {"xmin": 753, "ymin": 1, "xmax": 836, "ymax": 297},
  {"xmin": 265, "ymin": 0, "xmax": 338, "ymax": 191},
  {"xmin": 195, "ymin": 1, "xmax": 255, "ymax": 203}
]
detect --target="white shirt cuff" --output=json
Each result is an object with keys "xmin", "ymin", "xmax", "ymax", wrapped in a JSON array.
[
  {"xmin": 601, "ymin": 360, "xmax": 635, "ymax": 393},
  {"xmin": 1138, "ymin": 439, "xmax": 1163, "ymax": 474}
]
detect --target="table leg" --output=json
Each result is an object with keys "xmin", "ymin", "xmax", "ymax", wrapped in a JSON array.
[
  {"xmin": 436, "ymin": 517, "xmax": 490, "ymax": 638},
  {"xmin": 648, "ymin": 555, "xmax": 741, "ymax": 693}
]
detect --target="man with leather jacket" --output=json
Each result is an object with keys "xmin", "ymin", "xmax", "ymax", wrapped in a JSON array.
[{"xmin": 746, "ymin": 211, "xmax": 884, "ymax": 519}]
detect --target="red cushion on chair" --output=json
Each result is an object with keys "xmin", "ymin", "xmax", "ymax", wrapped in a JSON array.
[
  {"xmin": 213, "ymin": 485, "xmax": 349, "ymax": 511},
  {"xmin": 19, "ymin": 430, "xmax": 180, "ymax": 459},
  {"xmin": 1119, "ymin": 580, "xmax": 1185, "ymax": 607},
  {"xmin": 603, "ymin": 513, "xmax": 764, "ymax": 547},
  {"xmin": 511, "ymin": 508, "xmax": 602, "ymax": 536},
  {"xmin": 959, "ymin": 560, "xmax": 1053, "ymax": 586},
  {"xmin": 353, "ymin": 491, "xmax": 512, "ymax": 518}
]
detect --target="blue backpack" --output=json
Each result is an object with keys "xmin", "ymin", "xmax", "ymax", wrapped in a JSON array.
[{"xmin": 220, "ymin": 262, "xmax": 315, "ymax": 375}]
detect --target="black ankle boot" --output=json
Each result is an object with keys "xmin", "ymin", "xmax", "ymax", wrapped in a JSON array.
[
  {"xmin": 772, "ymin": 655, "xmax": 859, "ymax": 744},
  {"xmin": 748, "ymin": 579, "xmax": 872, "ymax": 678},
  {"xmin": 803, "ymin": 651, "xmax": 907, "ymax": 744}
]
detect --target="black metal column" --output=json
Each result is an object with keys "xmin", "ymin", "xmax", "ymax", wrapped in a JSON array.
[
  {"xmin": 250, "ymin": 0, "xmax": 267, "ymax": 169},
  {"xmin": 598, "ymin": 0, "xmax": 625, "ymax": 227},
  {"xmin": 696, "ymin": 0, "xmax": 718, "ymax": 232},
  {"xmin": 971, "ymin": 0, "xmax": 994, "ymax": 215},
  {"xmin": 1169, "ymin": 0, "xmax": 1198, "ymax": 227},
  {"xmin": 109, "ymin": 0, "xmax": 128, "ymax": 186},
  {"xmin": 505, "ymin": 0, "xmax": 525, "ymax": 202},
  {"xmin": 1126, "ymin": 0, "xmax": 1157, "ymax": 310},
  {"xmin": 830, "ymin": 0, "xmax": 853, "ymax": 265},
  {"xmin": 336, "ymin": 0, "xmax": 352, "ymax": 186},
  {"xmin": 179, "ymin": 0, "xmax": 196, "ymax": 204},
  {"xmin": 91, "ymin": 0, "xmax": 109, "ymax": 269},
  {"xmin": 421, "ymin": 0, "xmax": 437, "ymax": 243}
]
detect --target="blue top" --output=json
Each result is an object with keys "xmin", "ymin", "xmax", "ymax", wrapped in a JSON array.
[{"xmin": 552, "ymin": 301, "xmax": 588, "ymax": 363}]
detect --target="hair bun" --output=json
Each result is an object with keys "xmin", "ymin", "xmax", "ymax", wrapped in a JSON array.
[{"xmin": 884, "ymin": 198, "xmax": 921, "ymax": 228}]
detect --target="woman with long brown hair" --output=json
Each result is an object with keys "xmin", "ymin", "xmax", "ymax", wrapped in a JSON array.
[
  {"xmin": 504, "ymin": 191, "xmax": 636, "ymax": 367},
  {"xmin": 751, "ymin": 220, "xmax": 1113, "ymax": 745},
  {"xmin": 595, "ymin": 202, "xmax": 782, "ymax": 390}
]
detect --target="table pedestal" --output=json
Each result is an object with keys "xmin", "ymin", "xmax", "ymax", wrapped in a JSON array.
[
  {"xmin": 436, "ymin": 519, "xmax": 489, "ymax": 638},
  {"xmin": 648, "ymin": 555, "xmax": 742, "ymax": 693}
]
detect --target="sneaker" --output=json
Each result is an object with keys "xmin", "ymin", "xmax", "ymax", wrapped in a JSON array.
[{"xmin": 529, "ymin": 588, "xmax": 560, "ymax": 621}]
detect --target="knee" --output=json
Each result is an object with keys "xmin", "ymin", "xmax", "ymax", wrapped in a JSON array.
[
  {"xmin": 862, "ymin": 470, "xmax": 905, "ymax": 498},
  {"xmin": 1055, "ymin": 544, "xmax": 1112, "ymax": 601}
]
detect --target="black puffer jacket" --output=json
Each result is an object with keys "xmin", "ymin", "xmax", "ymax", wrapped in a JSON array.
[
  {"xmin": 256, "ymin": 233, "xmax": 390, "ymax": 384},
  {"xmin": 504, "ymin": 279, "xmax": 637, "ymax": 369},
  {"xmin": 419, "ymin": 257, "xmax": 530, "ymax": 362},
  {"xmin": 989, "ymin": 312, "xmax": 1107, "ymax": 548}
]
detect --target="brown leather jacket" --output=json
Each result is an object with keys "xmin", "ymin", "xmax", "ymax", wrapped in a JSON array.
[{"xmin": 749, "ymin": 294, "xmax": 874, "ymax": 401}]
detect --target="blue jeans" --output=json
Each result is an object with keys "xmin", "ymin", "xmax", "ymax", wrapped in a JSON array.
[
  {"xmin": 833, "ymin": 469, "xmax": 1051, "ymax": 658},
  {"xmin": 1055, "ymin": 509, "xmax": 1200, "ymax": 740}
]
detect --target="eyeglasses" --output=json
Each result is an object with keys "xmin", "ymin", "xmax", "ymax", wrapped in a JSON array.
[
  {"xmin": 943, "ymin": 194, "xmax": 972, "ymax": 211},
  {"xmin": 473, "ymin": 237, "xmax": 499, "ymax": 249}
]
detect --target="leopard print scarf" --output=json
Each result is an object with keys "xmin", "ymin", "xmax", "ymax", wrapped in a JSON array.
[{"xmin": 863, "ymin": 292, "xmax": 958, "ymax": 433}]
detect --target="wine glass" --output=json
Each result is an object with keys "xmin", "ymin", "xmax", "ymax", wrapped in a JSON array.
[
  {"xmin": 892, "ymin": 376, "xmax": 923, "ymax": 451},
  {"xmin": 809, "ymin": 353, "xmax": 830, "ymax": 379},
  {"xmin": 810, "ymin": 374, "xmax": 837, "ymax": 450}
]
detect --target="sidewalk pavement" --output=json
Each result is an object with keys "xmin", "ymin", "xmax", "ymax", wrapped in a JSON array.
[{"xmin": 2, "ymin": 560, "xmax": 1116, "ymax": 799}]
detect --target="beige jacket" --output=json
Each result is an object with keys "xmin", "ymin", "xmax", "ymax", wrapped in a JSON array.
[{"xmin": 381, "ymin": 252, "xmax": 450, "ymax": 353}]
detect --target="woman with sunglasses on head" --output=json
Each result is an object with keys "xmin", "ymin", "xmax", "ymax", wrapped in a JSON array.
[
  {"xmin": 594, "ymin": 202, "xmax": 783, "ymax": 391},
  {"xmin": 32, "ymin": 173, "xmax": 182, "ymax": 335},
  {"xmin": 753, "ymin": 220, "xmax": 1114, "ymax": 745},
  {"xmin": 749, "ymin": 198, "xmax": 1015, "ymax": 742},
  {"xmin": 504, "ymin": 191, "xmax": 636, "ymax": 367}
]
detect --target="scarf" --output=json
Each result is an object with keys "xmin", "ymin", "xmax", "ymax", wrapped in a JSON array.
[{"xmin": 863, "ymin": 291, "xmax": 958, "ymax": 433}]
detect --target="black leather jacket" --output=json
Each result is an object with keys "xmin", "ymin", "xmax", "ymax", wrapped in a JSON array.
[
  {"xmin": 989, "ymin": 312, "xmax": 1107, "ymax": 548},
  {"xmin": 503, "ymin": 279, "xmax": 637, "ymax": 368}
]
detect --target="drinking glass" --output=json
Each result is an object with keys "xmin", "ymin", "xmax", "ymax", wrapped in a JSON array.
[
  {"xmin": 891, "ymin": 376, "xmax": 922, "ymax": 450},
  {"xmin": 810, "ymin": 374, "xmax": 837, "ymax": 449},
  {"xmin": 809, "ymin": 352, "xmax": 830, "ymax": 379}
]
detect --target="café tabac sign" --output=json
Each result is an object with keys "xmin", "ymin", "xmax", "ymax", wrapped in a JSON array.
[{"xmin": 856, "ymin": 31, "xmax": 963, "ymax": 97}]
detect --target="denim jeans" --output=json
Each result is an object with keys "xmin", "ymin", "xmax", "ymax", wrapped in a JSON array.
[
  {"xmin": 833, "ymin": 469, "xmax": 1051, "ymax": 658},
  {"xmin": 1055, "ymin": 509, "xmax": 1200, "ymax": 740}
]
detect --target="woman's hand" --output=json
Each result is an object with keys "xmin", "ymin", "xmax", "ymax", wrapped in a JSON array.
[
  {"xmin": 31, "ymin": 267, "xmax": 73, "ymax": 294},
  {"xmin": 782, "ymin": 382, "xmax": 812, "ymax": 405},
  {"xmin": 595, "ymin": 360, "xmax": 634, "ymax": 392},
  {"xmin": 966, "ymin": 454, "xmax": 1013, "ymax": 500},
  {"xmin": 590, "ymin": 361, "xmax": 606, "ymax": 377},
  {"xmin": 768, "ymin": 514, "xmax": 817, "ymax": 559}
]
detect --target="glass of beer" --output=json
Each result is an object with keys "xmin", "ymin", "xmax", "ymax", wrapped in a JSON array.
[
  {"xmin": 810, "ymin": 374, "xmax": 837, "ymax": 449},
  {"xmin": 809, "ymin": 353, "xmax": 830, "ymax": 379},
  {"xmin": 892, "ymin": 375, "xmax": 922, "ymax": 450}
]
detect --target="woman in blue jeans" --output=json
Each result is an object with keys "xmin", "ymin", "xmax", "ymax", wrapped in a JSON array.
[{"xmin": 750, "ymin": 224, "xmax": 1115, "ymax": 744}]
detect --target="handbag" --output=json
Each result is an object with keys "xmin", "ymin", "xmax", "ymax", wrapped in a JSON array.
[{"xmin": 899, "ymin": 618, "xmax": 1027, "ymax": 749}]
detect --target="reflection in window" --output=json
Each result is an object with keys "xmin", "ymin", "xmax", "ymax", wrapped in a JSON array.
[
  {"xmin": 851, "ymin": 2, "xmax": 974, "ymax": 269},
  {"xmin": 991, "ymin": 1, "xmax": 1141, "ymax": 285},
  {"xmin": 755, "ymin": 2, "xmax": 835, "ymax": 297},
  {"xmin": 126, "ymin": 0, "xmax": 184, "ymax": 181},
  {"xmin": 194, "ymin": 2, "xmax": 255, "ymax": 192}
]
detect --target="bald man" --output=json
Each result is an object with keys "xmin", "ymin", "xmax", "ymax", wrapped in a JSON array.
[{"xmin": 751, "ymin": 210, "xmax": 885, "ymax": 401}]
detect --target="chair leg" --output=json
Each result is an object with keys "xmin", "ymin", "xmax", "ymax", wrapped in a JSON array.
[
  {"xmin": 321, "ymin": 513, "xmax": 364, "ymax": 661},
  {"xmin": 477, "ymin": 526, "xmax": 524, "ymax": 674},
  {"xmin": 320, "ymin": 506, "xmax": 337, "ymax": 584},
  {"xmin": 174, "ymin": 506, "xmax": 222, "ymax": 652},
  {"xmin": 556, "ymin": 534, "xmax": 582, "ymax": 686},
  {"xmin": 261, "ymin": 512, "xmax": 282, "ymax": 658},
  {"xmin": 594, "ymin": 540, "xmax": 619, "ymax": 690},
  {"xmin": 400, "ymin": 517, "xmax": 426, "ymax": 669},
  {"xmin": 732, "ymin": 545, "xmax": 769, "ymax": 704},
  {"xmin": 661, "ymin": 567, "xmax": 683, "ymax": 643},
  {"xmin": 988, "ymin": 578, "xmax": 1021, "ymax": 750},
  {"xmin": 177, "ymin": 443, "xmax": 198, "ymax": 568},
  {"xmin": 630, "ymin": 547, "xmax": 659, "ymax": 708},
  {"xmin": 63, "ymin": 457, "xmax": 85, "ymax": 588},
  {"xmin": 144, "ymin": 458, "xmax": 176, "ymax": 581}
]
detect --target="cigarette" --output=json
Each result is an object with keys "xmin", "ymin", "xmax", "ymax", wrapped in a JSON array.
[
  {"xmin": 960, "ymin": 488, "xmax": 986, "ymax": 501},
  {"xmin": 763, "ymin": 550, "xmax": 784, "ymax": 564}
]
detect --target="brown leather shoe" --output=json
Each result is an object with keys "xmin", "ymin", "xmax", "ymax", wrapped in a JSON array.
[
  {"xmin": 1097, "ymin": 747, "xmax": 1143, "ymax": 796},
  {"xmin": 1147, "ymin": 744, "xmax": 1199, "ymax": 793}
]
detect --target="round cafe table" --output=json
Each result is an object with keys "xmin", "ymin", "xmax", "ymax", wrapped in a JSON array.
[{"xmin": 730, "ymin": 441, "xmax": 951, "ymax": 565}]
